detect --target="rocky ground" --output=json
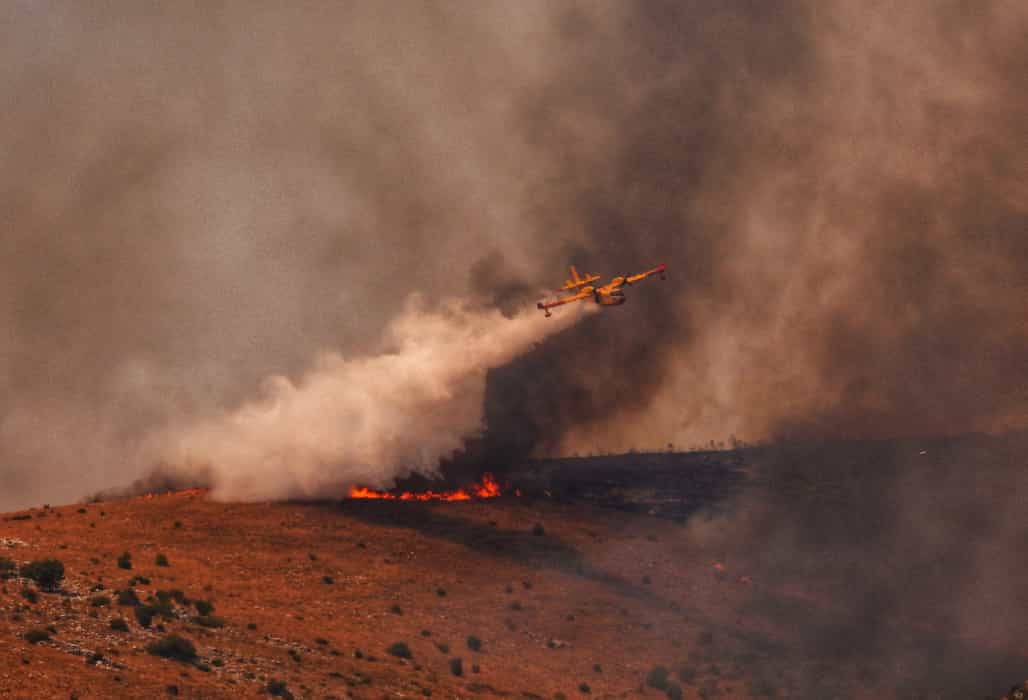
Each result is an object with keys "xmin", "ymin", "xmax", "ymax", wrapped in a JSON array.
[{"xmin": 0, "ymin": 435, "xmax": 1024, "ymax": 699}]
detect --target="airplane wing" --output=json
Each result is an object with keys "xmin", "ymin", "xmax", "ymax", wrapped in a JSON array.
[
  {"xmin": 537, "ymin": 288, "xmax": 592, "ymax": 316},
  {"xmin": 624, "ymin": 263, "xmax": 667, "ymax": 285}
]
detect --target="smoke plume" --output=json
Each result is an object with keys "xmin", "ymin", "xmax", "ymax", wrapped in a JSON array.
[
  {"xmin": 0, "ymin": 1, "xmax": 1025, "ymax": 508},
  {"xmin": 152, "ymin": 299, "xmax": 589, "ymax": 501}
]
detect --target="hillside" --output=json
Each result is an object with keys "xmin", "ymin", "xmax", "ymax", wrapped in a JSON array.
[{"xmin": 1, "ymin": 437, "xmax": 1025, "ymax": 699}]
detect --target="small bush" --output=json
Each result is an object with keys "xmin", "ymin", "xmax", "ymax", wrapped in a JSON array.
[
  {"xmin": 21, "ymin": 559, "xmax": 65, "ymax": 591},
  {"xmin": 24, "ymin": 628, "xmax": 50, "ymax": 644},
  {"xmin": 194, "ymin": 599, "xmax": 214, "ymax": 616},
  {"xmin": 0, "ymin": 557, "xmax": 16, "ymax": 579},
  {"xmin": 665, "ymin": 683, "xmax": 684, "ymax": 700},
  {"xmin": 211, "ymin": 658, "xmax": 224, "ymax": 667},
  {"xmin": 109, "ymin": 618, "xmax": 129, "ymax": 632},
  {"xmin": 466, "ymin": 635, "xmax": 482, "ymax": 652},
  {"xmin": 449, "ymin": 657, "xmax": 463, "ymax": 676},
  {"xmin": 146, "ymin": 634, "xmax": 197, "ymax": 662},
  {"xmin": 266, "ymin": 679, "xmax": 292, "ymax": 698},
  {"xmin": 173, "ymin": 521, "xmax": 182, "ymax": 529},
  {"xmin": 389, "ymin": 604, "xmax": 403, "ymax": 615},
  {"xmin": 646, "ymin": 666, "xmax": 670, "ymax": 691},
  {"xmin": 288, "ymin": 649, "xmax": 301, "ymax": 663},
  {"xmin": 155, "ymin": 554, "xmax": 169, "ymax": 567},
  {"xmin": 117, "ymin": 588, "xmax": 140, "ymax": 606},
  {"xmin": 117, "ymin": 552, "xmax": 132, "ymax": 570},
  {"xmin": 435, "ymin": 642, "xmax": 450, "ymax": 654},
  {"xmin": 129, "ymin": 575, "xmax": 150, "ymax": 586},
  {"xmin": 387, "ymin": 642, "xmax": 412, "ymax": 659},
  {"xmin": 134, "ymin": 604, "xmax": 157, "ymax": 628},
  {"xmin": 578, "ymin": 683, "xmax": 591, "ymax": 694},
  {"xmin": 322, "ymin": 575, "xmax": 334, "ymax": 584},
  {"xmin": 532, "ymin": 523, "xmax": 545, "ymax": 536},
  {"xmin": 192, "ymin": 615, "xmax": 225, "ymax": 628},
  {"xmin": 89, "ymin": 595, "xmax": 111, "ymax": 607},
  {"xmin": 20, "ymin": 587, "xmax": 38, "ymax": 603},
  {"xmin": 509, "ymin": 601, "xmax": 522, "ymax": 611},
  {"xmin": 436, "ymin": 587, "xmax": 447, "ymax": 597}
]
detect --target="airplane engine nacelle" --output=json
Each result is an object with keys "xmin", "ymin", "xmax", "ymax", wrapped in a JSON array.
[{"xmin": 597, "ymin": 292, "xmax": 626, "ymax": 306}]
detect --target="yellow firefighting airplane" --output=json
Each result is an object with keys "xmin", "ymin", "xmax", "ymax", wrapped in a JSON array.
[{"xmin": 537, "ymin": 263, "xmax": 667, "ymax": 316}]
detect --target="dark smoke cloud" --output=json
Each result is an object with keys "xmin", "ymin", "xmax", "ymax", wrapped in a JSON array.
[
  {"xmin": 478, "ymin": 0, "xmax": 1028, "ymax": 461},
  {"xmin": 1, "ymin": 1, "xmax": 1025, "ymax": 506}
]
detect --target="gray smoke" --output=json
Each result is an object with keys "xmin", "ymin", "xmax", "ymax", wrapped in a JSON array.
[{"xmin": 1, "ymin": 1, "xmax": 1026, "ymax": 509}]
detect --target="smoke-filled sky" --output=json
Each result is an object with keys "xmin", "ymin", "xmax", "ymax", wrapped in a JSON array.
[{"xmin": 1, "ymin": 1, "xmax": 1025, "ymax": 508}]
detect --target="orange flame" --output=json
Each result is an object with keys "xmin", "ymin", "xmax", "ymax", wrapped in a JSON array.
[{"xmin": 348, "ymin": 473, "xmax": 502, "ymax": 502}]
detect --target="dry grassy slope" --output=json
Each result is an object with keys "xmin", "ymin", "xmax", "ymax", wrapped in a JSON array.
[{"xmin": 0, "ymin": 489, "xmax": 778, "ymax": 700}]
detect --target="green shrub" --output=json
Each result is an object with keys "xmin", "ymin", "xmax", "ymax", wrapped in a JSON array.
[
  {"xmin": 389, "ymin": 604, "xmax": 403, "ymax": 615},
  {"xmin": 449, "ymin": 657, "xmax": 463, "ymax": 676},
  {"xmin": 646, "ymin": 666, "xmax": 670, "ymax": 691},
  {"xmin": 117, "ymin": 552, "xmax": 132, "ymax": 570},
  {"xmin": 192, "ymin": 615, "xmax": 225, "ymax": 628},
  {"xmin": 146, "ymin": 634, "xmax": 197, "ymax": 662},
  {"xmin": 155, "ymin": 553, "xmax": 169, "ymax": 567},
  {"xmin": 578, "ymin": 683, "xmax": 591, "ymax": 694},
  {"xmin": 194, "ymin": 599, "xmax": 214, "ymax": 616},
  {"xmin": 466, "ymin": 635, "xmax": 482, "ymax": 652},
  {"xmin": 109, "ymin": 618, "xmax": 129, "ymax": 632},
  {"xmin": 117, "ymin": 588, "xmax": 140, "ymax": 606},
  {"xmin": 267, "ymin": 679, "xmax": 292, "ymax": 698},
  {"xmin": 0, "ymin": 557, "xmax": 16, "ymax": 579},
  {"xmin": 89, "ymin": 595, "xmax": 111, "ymax": 607},
  {"xmin": 20, "ymin": 559, "xmax": 65, "ymax": 591},
  {"xmin": 134, "ymin": 604, "xmax": 157, "ymax": 628},
  {"xmin": 665, "ymin": 683, "xmax": 683, "ymax": 700},
  {"xmin": 23, "ymin": 628, "xmax": 50, "ymax": 644},
  {"xmin": 532, "ymin": 523, "xmax": 545, "ymax": 536},
  {"xmin": 387, "ymin": 642, "xmax": 412, "ymax": 659},
  {"xmin": 20, "ymin": 587, "xmax": 38, "ymax": 603}
]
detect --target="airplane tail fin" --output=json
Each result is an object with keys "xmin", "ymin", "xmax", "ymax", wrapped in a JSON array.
[{"xmin": 569, "ymin": 265, "xmax": 581, "ymax": 284}]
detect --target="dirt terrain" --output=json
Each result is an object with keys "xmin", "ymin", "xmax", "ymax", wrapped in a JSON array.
[{"xmin": 1, "ymin": 437, "xmax": 1025, "ymax": 699}]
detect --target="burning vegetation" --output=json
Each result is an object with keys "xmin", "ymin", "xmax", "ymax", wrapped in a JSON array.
[{"xmin": 347, "ymin": 473, "xmax": 503, "ymax": 502}]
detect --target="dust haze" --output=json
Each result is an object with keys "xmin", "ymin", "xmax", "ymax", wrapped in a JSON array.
[{"xmin": 1, "ymin": 6, "xmax": 1025, "ymax": 497}]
